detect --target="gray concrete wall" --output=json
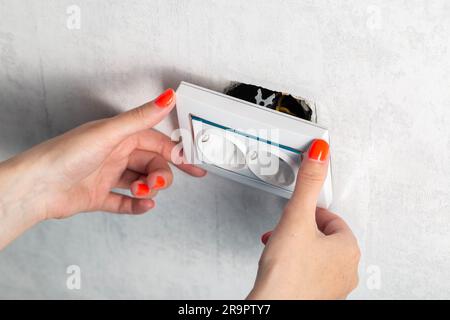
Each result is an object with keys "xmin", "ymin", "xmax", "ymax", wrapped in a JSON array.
[{"xmin": 0, "ymin": 0, "xmax": 449, "ymax": 299}]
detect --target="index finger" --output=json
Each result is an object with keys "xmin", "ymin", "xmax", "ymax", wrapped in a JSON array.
[
  {"xmin": 104, "ymin": 89, "xmax": 177, "ymax": 141},
  {"xmin": 135, "ymin": 129, "xmax": 206, "ymax": 177}
]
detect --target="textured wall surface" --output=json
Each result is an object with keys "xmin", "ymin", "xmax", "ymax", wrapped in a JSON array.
[{"xmin": 0, "ymin": 0, "xmax": 449, "ymax": 299}]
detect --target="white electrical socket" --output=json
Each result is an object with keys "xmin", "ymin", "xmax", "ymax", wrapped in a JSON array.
[{"xmin": 176, "ymin": 81, "xmax": 332, "ymax": 208}]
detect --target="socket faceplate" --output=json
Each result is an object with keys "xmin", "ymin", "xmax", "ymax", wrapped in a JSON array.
[{"xmin": 176, "ymin": 81, "xmax": 332, "ymax": 208}]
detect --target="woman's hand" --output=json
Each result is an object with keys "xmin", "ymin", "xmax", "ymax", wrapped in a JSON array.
[
  {"xmin": 0, "ymin": 88, "xmax": 206, "ymax": 249},
  {"xmin": 248, "ymin": 140, "xmax": 360, "ymax": 299}
]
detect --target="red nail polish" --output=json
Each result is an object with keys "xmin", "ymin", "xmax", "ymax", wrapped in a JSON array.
[
  {"xmin": 155, "ymin": 88, "xmax": 174, "ymax": 108},
  {"xmin": 152, "ymin": 176, "xmax": 165, "ymax": 190},
  {"xmin": 261, "ymin": 231, "xmax": 272, "ymax": 245},
  {"xmin": 308, "ymin": 139, "xmax": 329, "ymax": 162},
  {"xmin": 136, "ymin": 183, "xmax": 150, "ymax": 196}
]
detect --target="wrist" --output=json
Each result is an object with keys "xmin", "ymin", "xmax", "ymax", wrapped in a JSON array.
[{"xmin": 0, "ymin": 156, "xmax": 45, "ymax": 249}]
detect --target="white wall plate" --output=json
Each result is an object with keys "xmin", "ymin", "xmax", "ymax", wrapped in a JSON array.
[{"xmin": 176, "ymin": 81, "xmax": 332, "ymax": 208}]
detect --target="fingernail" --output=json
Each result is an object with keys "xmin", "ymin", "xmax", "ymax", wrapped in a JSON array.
[
  {"xmin": 155, "ymin": 88, "xmax": 175, "ymax": 108},
  {"xmin": 136, "ymin": 183, "xmax": 150, "ymax": 196},
  {"xmin": 261, "ymin": 231, "xmax": 272, "ymax": 245},
  {"xmin": 308, "ymin": 139, "xmax": 329, "ymax": 162},
  {"xmin": 152, "ymin": 176, "xmax": 165, "ymax": 190}
]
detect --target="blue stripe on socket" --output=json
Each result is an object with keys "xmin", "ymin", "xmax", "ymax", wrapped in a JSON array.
[{"xmin": 191, "ymin": 115, "xmax": 302, "ymax": 155}]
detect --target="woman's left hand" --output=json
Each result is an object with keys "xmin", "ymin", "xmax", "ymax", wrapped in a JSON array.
[{"xmin": 0, "ymin": 88, "xmax": 205, "ymax": 248}]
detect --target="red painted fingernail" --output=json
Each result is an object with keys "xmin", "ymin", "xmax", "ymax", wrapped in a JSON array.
[
  {"xmin": 308, "ymin": 139, "xmax": 329, "ymax": 162},
  {"xmin": 136, "ymin": 183, "xmax": 150, "ymax": 196},
  {"xmin": 152, "ymin": 176, "xmax": 165, "ymax": 190},
  {"xmin": 261, "ymin": 231, "xmax": 272, "ymax": 245},
  {"xmin": 155, "ymin": 88, "xmax": 174, "ymax": 108}
]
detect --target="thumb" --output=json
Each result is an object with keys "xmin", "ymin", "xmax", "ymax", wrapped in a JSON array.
[
  {"xmin": 107, "ymin": 88, "xmax": 176, "ymax": 138},
  {"xmin": 283, "ymin": 139, "xmax": 330, "ymax": 225}
]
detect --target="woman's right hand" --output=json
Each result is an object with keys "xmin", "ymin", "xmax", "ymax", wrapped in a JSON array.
[{"xmin": 248, "ymin": 140, "xmax": 360, "ymax": 300}]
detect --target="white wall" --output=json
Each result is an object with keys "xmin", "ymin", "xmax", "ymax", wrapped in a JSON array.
[{"xmin": 0, "ymin": 0, "xmax": 449, "ymax": 299}]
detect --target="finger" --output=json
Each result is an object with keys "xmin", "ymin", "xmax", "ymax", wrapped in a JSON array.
[
  {"xmin": 104, "ymin": 88, "xmax": 176, "ymax": 140},
  {"xmin": 284, "ymin": 139, "xmax": 330, "ymax": 225},
  {"xmin": 315, "ymin": 207, "xmax": 353, "ymax": 236},
  {"xmin": 129, "ymin": 179, "xmax": 160, "ymax": 199},
  {"xmin": 116, "ymin": 169, "xmax": 159, "ymax": 197},
  {"xmin": 99, "ymin": 192, "xmax": 155, "ymax": 214},
  {"xmin": 126, "ymin": 150, "xmax": 168, "ymax": 175},
  {"xmin": 173, "ymin": 149, "xmax": 208, "ymax": 177},
  {"xmin": 127, "ymin": 153, "xmax": 172, "ymax": 196},
  {"xmin": 130, "ymin": 180, "xmax": 151, "ymax": 198},
  {"xmin": 133, "ymin": 132, "xmax": 207, "ymax": 177},
  {"xmin": 144, "ymin": 155, "xmax": 172, "ymax": 191},
  {"xmin": 129, "ymin": 156, "xmax": 173, "ymax": 196},
  {"xmin": 129, "ymin": 151, "xmax": 173, "ymax": 188},
  {"xmin": 115, "ymin": 169, "xmax": 141, "ymax": 189}
]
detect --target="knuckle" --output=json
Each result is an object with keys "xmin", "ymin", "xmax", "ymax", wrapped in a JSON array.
[{"xmin": 298, "ymin": 166, "xmax": 325, "ymax": 185}]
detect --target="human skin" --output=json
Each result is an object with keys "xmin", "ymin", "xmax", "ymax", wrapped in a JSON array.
[
  {"xmin": 0, "ymin": 88, "xmax": 360, "ymax": 299},
  {"xmin": 0, "ymin": 88, "xmax": 206, "ymax": 248},
  {"xmin": 247, "ymin": 139, "xmax": 360, "ymax": 299}
]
